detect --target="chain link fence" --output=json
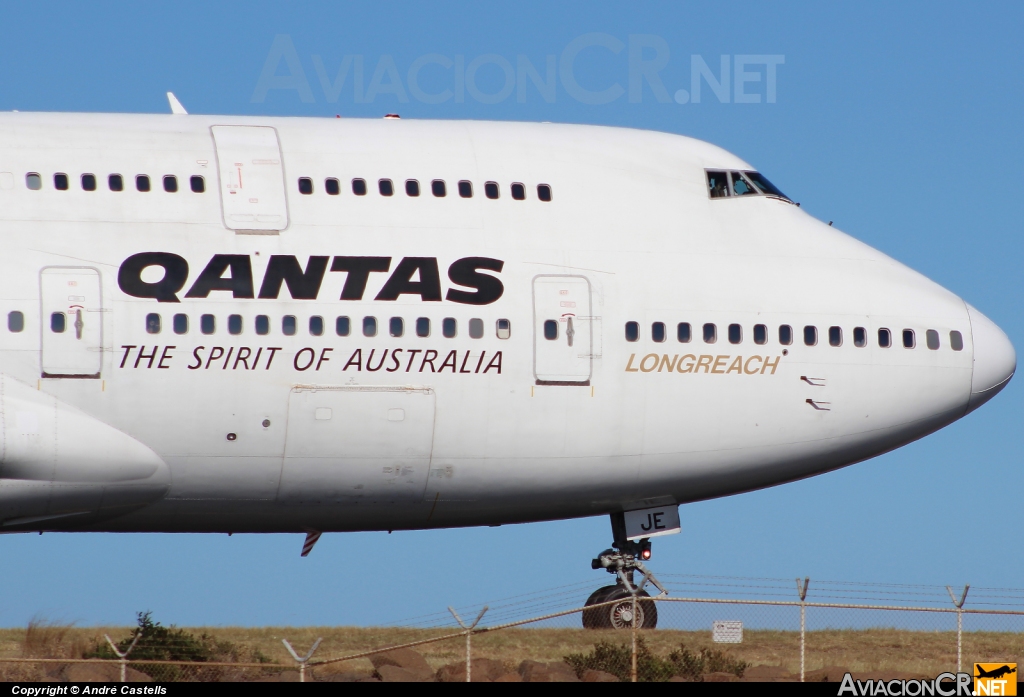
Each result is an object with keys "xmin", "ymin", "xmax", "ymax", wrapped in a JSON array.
[{"xmin": 1, "ymin": 576, "xmax": 1021, "ymax": 682}]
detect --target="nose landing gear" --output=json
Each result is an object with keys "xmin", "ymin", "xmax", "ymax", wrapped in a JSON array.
[{"xmin": 582, "ymin": 512, "xmax": 667, "ymax": 629}]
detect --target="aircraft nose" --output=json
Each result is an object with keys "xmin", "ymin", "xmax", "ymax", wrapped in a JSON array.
[{"xmin": 966, "ymin": 304, "xmax": 1016, "ymax": 413}]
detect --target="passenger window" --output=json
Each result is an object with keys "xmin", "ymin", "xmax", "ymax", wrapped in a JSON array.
[
  {"xmin": 511, "ymin": 182, "xmax": 526, "ymax": 200},
  {"xmin": 804, "ymin": 326, "xmax": 817, "ymax": 346},
  {"xmin": 82, "ymin": 174, "xmax": 97, "ymax": 191},
  {"xmin": 903, "ymin": 329, "xmax": 915, "ymax": 348},
  {"xmin": 163, "ymin": 175, "xmax": 178, "ymax": 193},
  {"xmin": 173, "ymin": 313, "xmax": 188, "ymax": 335},
  {"xmin": 146, "ymin": 313, "xmax": 161, "ymax": 334},
  {"xmin": 352, "ymin": 178, "xmax": 367, "ymax": 196},
  {"xmin": 282, "ymin": 315, "xmax": 297, "ymax": 336},
  {"xmin": 652, "ymin": 322, "xmax": 666, "ymax": 343},
  {"xmin": 496, "ymin": 319, "xmax": 511, "ymax": 339},
  {"xmin": 853, "ymin": 327, "xmax": 867, "ymax": 347},
  {"xmin": 335, "ymin": 316, "xmax": 351, "ymax": 336},
  {"xmin": 950, "ymin": 330, "xmax": 964, "ymax": 351},
  {"xmin": 109, "ymin": 174, "xmax": 124, "ymax": 192},
  {"xmin": 310, "ymin": 316, "xmax": 324, "ymax": 336},
  {"xmin": 829, "ymin": 326, "xmax": 842, "ymax": 347},
  {"xmin": 753, "ymin": 324, "xmax": 767, "ymax": 345},
  {"xmin": 484, "ymin": 182, "xmax": 499, "ymax": 199},
  {"xmin": 677, "ymin": 322, "xmax": 692, "ymax": 343},
  {"xmin": 926, "ymin": 329, "xmax": 940, "ymax": 350},
  {"xmin": 442, "ymin": 317, "xmax": 457, "ymax": 338},
  {"xmin": 190, "ymin": 176, "xmax": 205, "ymax": 193},
  {"xmin": 728, "ymin": 323, "xmax": 742, "ymax": 344},
  {"xmin": 416, "ymin": 317, "xmax": 430, "ymax": 337},
  {"xmin": 469, "ymin": 318, "xmax": 484, "ymax": 339},
  {"xmin": 200, "ymin": 314, "xmax": 215, "ymax": 335},
  {"xmin": 50, "ymin": 312, "xmax": 66, "ymax": 333},
  {"xmin": 544, "ymin": 320, "xmax": 558, "ymax": 340},
  {"xmin": 537, "ymin": 184, "xmax": 552, "ymax": 202},
  {"xmin": 228, "ymin": 314, "xmax": 243, "ymax": 335},
  {"xmin": 432, "ymin": 180, "xmax": 447, "ymax": 197},
  {"xmin": 706, "ymin": 170, "xmax": 729, "ymax": 198},
  {"xmin": 878, "ymin": 328, "xmax": 892, "ymax": 348},
  {"xmin": 325, "ymin": 178, "xmax": 340, "ymax": 195},
  {"xmin": 54, "ymin": 173, "xmax": 68, "ymax": 190},
  {"xmin": 363, "ymin": 316, "xmax": 377, "ymax": 337},
  {"xmin": 379, "ymin": 179, "xmax": 394, "ymax": 196},
  {"xmin": 298, "ymin": 177, "xmax": 313, "ymax": 195},
  {"xmin": 8, "ymin": 311, "xmax": 24, "ymax": 333},
  {"xmin": 136, "ymin": 175, "xmax": 151, "ymax": 192},
  {"xmin": 458, "ymin": 181, "xmax": 473, "ymax": 198},
  {"xmin": 26, "ymin": 173, "xmax": 42, "ymax": 190},
  {"xmin": 255, "ymin": 315, "xmax": 269, "ymax": 335},
  {"xmin": 779, "ymin": 325, "xmax": 793, "ymax": 345},
  {"xmin": 730, "ymin": 171, "xmax": 757, "ymax": 196},
  {"xmin": 390, "ymin": 316, "xmax": 404, "ymax": 337},
  {"xmin": 406, "ymin": 179, "xmax": 420, "ymax": 197},
  {"xmin": 703, "ymin": 323, "xmax": 717, "ymax": 344},
  {"xmin": 625, "ymin": 321, "xmax": 639, "ymax": 342}
]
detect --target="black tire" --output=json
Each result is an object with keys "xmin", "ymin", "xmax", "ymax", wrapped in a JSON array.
[
  {"xmin": 582, "ymin": 585, "xmax": 658, "ymax": 630},
  {"xmin": 582, "ymin": 585, "xmax": 619, "ymax": 629}
]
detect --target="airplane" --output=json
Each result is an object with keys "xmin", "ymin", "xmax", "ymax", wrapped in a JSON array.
[{"xmin": 0, "ymin": 95, "xmax": 1014, "ymax": 629}]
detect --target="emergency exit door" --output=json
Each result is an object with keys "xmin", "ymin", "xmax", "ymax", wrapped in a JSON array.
[
  {"xmin": 533, "ymin": 275, "xmax": 593, "ymax": 385},
  {"xmin": 211, "ymin": 125, "xmax": 289, "ymax": 232},
  {"xmin": 40, "ymin": 267, "xmax": 103, "ymax": 378}
]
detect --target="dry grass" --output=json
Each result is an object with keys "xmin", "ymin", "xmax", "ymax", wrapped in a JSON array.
[{"xmin": 0, "ymin": 624, "xmax": 1020, "ymax": 679}]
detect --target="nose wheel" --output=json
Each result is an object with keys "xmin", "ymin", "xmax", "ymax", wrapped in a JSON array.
[{"xmin": 582, "ymin": 512, "xmax": 667, "ymax": 630}]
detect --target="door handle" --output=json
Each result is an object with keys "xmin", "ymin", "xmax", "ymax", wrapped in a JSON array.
[
  {"xmin": 74, "ymin": 309, "xmax": 84, "ymax": 340},
  {"xmin": 566, "ymin": 316, "xmax": 575, "ymax": 347}
]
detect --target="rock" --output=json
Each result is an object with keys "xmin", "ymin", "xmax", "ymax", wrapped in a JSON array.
[
  {"xmin": 517, "ymin": 660, "xmax": 581, "ymax": 682},
  {"xmin": 370, "ymin": 648, "xmax": 434, "ymax": 681},
  {"xmin": 546, "ymin": 662, "xmax": 581, "ymax": 682},
  {"xmin": 377, "ymin": 664, "xmax": 433, "ymax": 682},
  {"xmin": 436, "ymin": 659, "xmax": 501, "ymax": 683},
  {"xmin": 668, "ymin": 675, "xmax": 695, "ymax": 682},
  {"xmin": 804, "ymin": 666, "xmax": 852, "ymax": 682},
  {"xmin": 703, "ymin": 671, "xmax": 740, "ymax": 682},
  {"xmin": 518, "ymin": 660, "xmax": 550, "ymax": 682},
  {"xmin": 61, "ymin": 662, "xmax": 153, "ymax": 682},
  {"xmin": 741, "ymin": 665, "xmax": 796, "ymax": 681},
  {"xmin": 582, "ymin": 669, "xmax": 619, "ymax": 682},
  {"xmin": 493, "ymin": 672, "xmax": 523, "ymax": 682},
  {"xmin": 254, "ymin": 670, "xmax": 301, "ymax": 682},
  {"xmin": 317, "ymin": 672, "xmax": 374, "ymax": 682}
]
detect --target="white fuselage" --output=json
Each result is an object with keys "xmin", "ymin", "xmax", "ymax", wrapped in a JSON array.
[{"xmin": 0, "ymin": 112, "xmax": 1014, "ymax": 533}]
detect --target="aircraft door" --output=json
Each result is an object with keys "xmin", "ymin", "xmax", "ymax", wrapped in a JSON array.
[
  {"xmin": 279, "ymin": 386, "xmax": 435, "ymax": 503},
  {"xmin": 40, "ymin": 267, "xmax": 103, "ymax": 378},
  {"xmin": 533, "ymin": 275, "xmax": 593, "ymax": 385},
  {"xmin": 210, "ymin": 125, "xmax": 289, "ymax": 233}
]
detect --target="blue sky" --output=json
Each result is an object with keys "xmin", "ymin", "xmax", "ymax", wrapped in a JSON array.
[{"xmin": 0, "ymin": 2, "xmax": 1021, "ymax": 628}]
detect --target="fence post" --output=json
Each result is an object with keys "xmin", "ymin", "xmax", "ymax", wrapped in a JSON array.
[
  {"xmin": 282, "ymin": 637, "xmax": 322, "ymax": 683},
  {"xmin": 631, "ymin": 593, "xmax": 638, "ymax": 683},
  {"xmin": 796, "ymin": 577, "xmax": 809, "ymax": 683},
  {"xmin": 946, "ymin": 585, "xmax": 969, "ymax": 672},
  {"xmin": 449, "ymin": 606, "xmax": 488, "ymax": 683},
  {"xmin": 104, "ymin": 632, "xmax": 141, "ymax": 683}
]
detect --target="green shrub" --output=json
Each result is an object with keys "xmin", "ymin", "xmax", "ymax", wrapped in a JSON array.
[
  {"xmin": 564, "ymin": 638, "xmax": 747, "ymax": 682},
  {"xmin": 87, "ymin": 612, "xmax": 274, "ymax": 681}
]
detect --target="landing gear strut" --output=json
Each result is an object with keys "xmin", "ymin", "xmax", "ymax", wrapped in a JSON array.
[{"xmin": 582, "ymin": 512, "xmax": 667, "ymax": 629}]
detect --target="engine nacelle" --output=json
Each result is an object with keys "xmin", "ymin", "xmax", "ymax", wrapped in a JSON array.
[{"xmin": 0, "ymin": 374, "xmax": 169, "ymax": 528}]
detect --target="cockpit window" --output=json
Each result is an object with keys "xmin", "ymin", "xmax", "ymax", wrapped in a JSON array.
[
  {"xmin": 730, "ymin": 171, "xmax": 758, "ymax": 196},
  {"xmin": 706, "ymin": 169, "xmax": 790, "ymax": 202},
  {"xmin": 707, "ymin": 170, "xmax": 730, "ymax": 198},
  {"xmin": 743, "ymin": 171, "xmax": 789, "ymax": 200}
]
